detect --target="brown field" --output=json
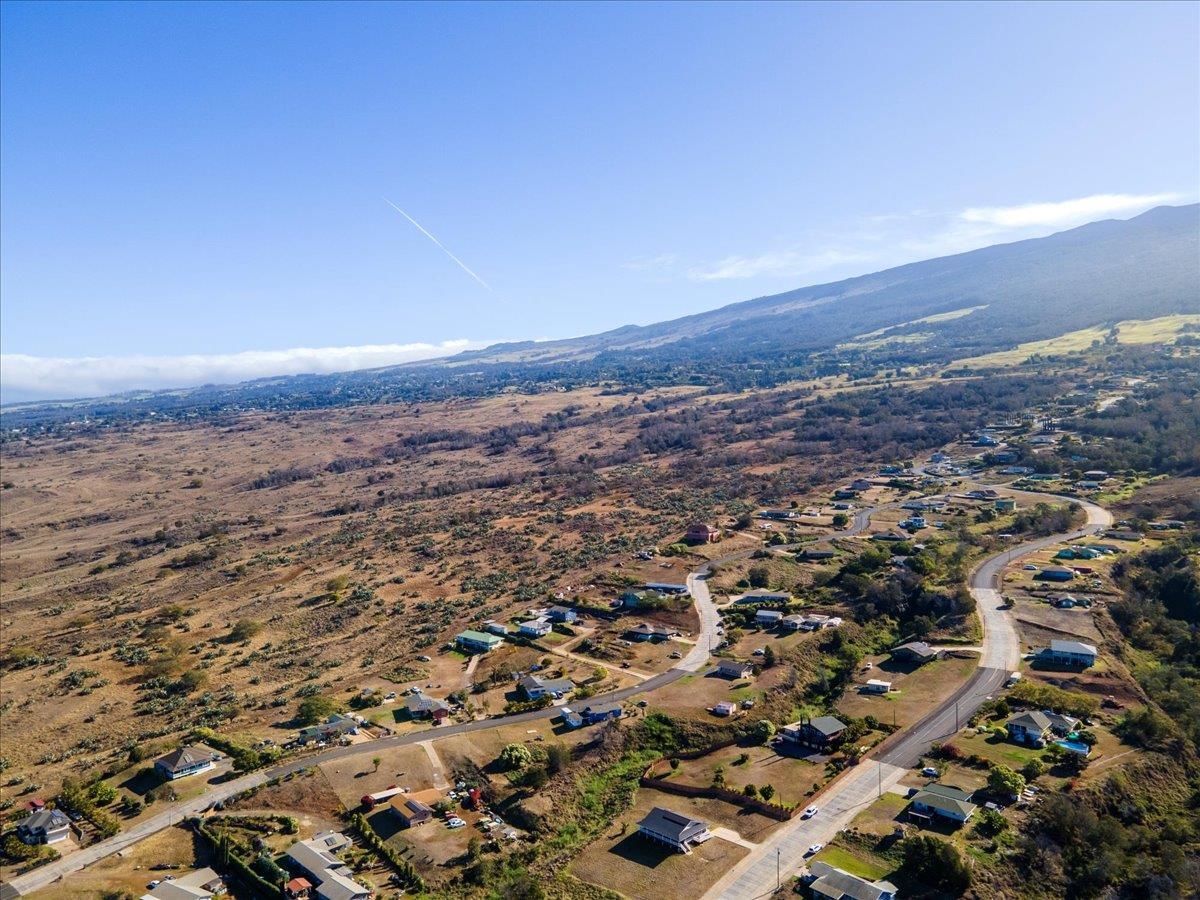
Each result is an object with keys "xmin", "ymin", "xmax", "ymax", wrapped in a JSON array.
[
  {"xmin": 569, "ymin": 787, "xmax": 759, "ymax": 900},
  {"xmin": 665, "ymin": 742, "xmax": 825, "ymax": 808},
  {"xmin": 838, "ymin": 654, "xmax": 979, "ymax": 729}
]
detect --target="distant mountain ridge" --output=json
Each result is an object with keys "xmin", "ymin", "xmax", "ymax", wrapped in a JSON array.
[{"xmin": 3, "ymin": 204, "xmax": 1197, "ymax": 425}]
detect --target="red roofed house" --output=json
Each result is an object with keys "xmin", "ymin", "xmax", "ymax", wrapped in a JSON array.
[{"xmin": 686, "ymin": 523, "xmax": 720, "ymax": 544}]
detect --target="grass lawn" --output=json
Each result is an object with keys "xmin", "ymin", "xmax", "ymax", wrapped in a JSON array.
[
  {"xmin": 841, "ymin": 792, "xmax": 910, "ymax": 837},
  {"xmin": 667, "ymin": 743, "xmax": 823, "ymax": 808},
  {"xmin": 951, "ymin": 730, "xmax": 1044, "ymax": 769},
  {"xmin": 838, "ymin": 655, "xmax": 978, "ymax": 729},
  {"xmin": 812, "ymin": 844, "xmax": 893, "ymax": 881}
]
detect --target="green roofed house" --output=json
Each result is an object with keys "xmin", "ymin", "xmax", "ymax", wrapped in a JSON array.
[
  {"xmin": 909, "ymin": 783, "xmax": 978, "ymax": 825},
  {"xmin": 456, "ymin": 630, "xmax": 503, "ymax": 653}
]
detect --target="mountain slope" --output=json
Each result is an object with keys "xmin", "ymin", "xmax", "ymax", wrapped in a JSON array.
[{"xmin": 448, "ymin": 203, "xmax": 1199, "ymax": 366}]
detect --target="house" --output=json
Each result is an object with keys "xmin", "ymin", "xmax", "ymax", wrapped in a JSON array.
[
  {"xmin": 559, "ymin": 708, "xmax": 584, "ymax": 729},
  {"xmin": 644, "ymin": 582, "xmax": 689, "ymax": 595},
  {"xmin": 800, "ymin": 548, "xmax": 836, "ymax": 560},
  {"xmin": 782, "ymin": 614, "xmax": 806, "ymax": 631},
  {"xmin": 755, "ymin": 609, "xmax": 784, "ymax": 627},
  {"xmin": 285, "ymin": 832, "xmax": 370, "ymax": 900},
  {"xmin": 851, "ymin": 478, "xmax": 873, "ymax": 491},
  {"xmin": 518, "ymin": 619, "xmax": 552, "ymax": 638},
  {"xmin": 1075, "ymin": 480, "xmax": 1102, "ymax": 490},
  {"xmin": 686, "ymin": 522, "xmax": 720, "ymax": 543},
  {"xmin": 636, "ymin": 806, "xmax": 711, "ymax": 852},
  {"xmin": 388, "ymin": 788, "xmax": 441, "ymax": 828},
  {"xmin": 975, "ymin": 433, "xmax": 998, "ymax": 446},
  {"xmin": 1037, "ymin": 567, "xmax": 1076, "ymax": 582},
  {"xmin": 715, "ymin": 659, "xmax": 755, "ymax": 679},
  {"xmin": 864, "ymin": 679, "xmax": 892, "ymax": 694},
  {"xmin": 580, "ymin": 703, "xmax": 623, "ymax": 725},
  {"xmin": 780, "ymin": 715, "xmax": 848, "ymax": 750},
  {"xmin": 546, "ymin": 605, "xmax": 577, "ymax": 623},
  {"xmin": 909, "ymin": 783, "xmax": 977, "ymax": 825},
  {"xmin": 1001, "ymin": 466, "xmax": 1035, "ymax": 475},
  {"xmin": 1105, "ymin": 529, "xmax": 1142, "ymax": 542},
  {"xmin": 871, "ymin": 531, "xmax": 908, "ymax": 542},
  {"xmin": 15, "ymin": 808, "xmax": 70, "ymax": 845},
  {"xmin": 456, "ymin": 630, "xmax": 504, "ymax": 653},
  {"xmin": 626, "ymin": 622, "xmax": 674, "ymax": 642},
  {"xmin": 1054, "ymin": 596, "xmax": 1076, "ymax": 609},
  {"xmin": 517, "ymin": 674, "xmax": 574, "ymax": 700},
  {"xmin": 735, "ymin": 589, "xmax": 792, "ymax": 604},
  {"xmin": 285, "ymin": 877, "xmax": 314, "ymax": 900},
  {"xmin": 299, "ymin": 713, "xmax": 360, "ymax": 745},
  {"xmin": 891, "ymin": 641, "xmax": 939, "ymax": 664},
  {"xmin": 1044, "ymin": 711, "xmax": 1080, "ymax": 735},
  {"xmin": 141, "ymin": 867, "xmax": 228, "ymax": 900},
  {"xmin": 994, "ymin": 498, "xmax": 1017, "ymax": 512},
  {"xmin": 833, "ymin": 488, "xmax": 859, "ymax": 500},
  {"xmin": 484, "ymin": 621, "xmax": 509, "ymax": 636},
  {"xmin": 759, "ymin": 509, "xmax": 800, "ymax": 521},
  {"xmin": 1083, "ymin": 470, "xmax": 1109, "ymax": 480},
  {"xmin": 1041, "ymin": 639, "xmax": 1097, "ymax": 668},
  {"xmin": 994, "ymin": 450, "xmax": 1018, "ymax": 463},
  {"xmin": 1006, "ymin": 710, "xmax": 1053, "ymax": 747},
  {"xmin": 787, "ymin": 613, "xmax": 841, "ymax": 632},
  {"xmin": 154, "ymin": 745, "xmax": 216, "ymax": 780},
  {"xmin": 712, "ymin": 701, "xmax": 737, "ymax": 717},
  {"xmin": 404, "ymin": 692, "xmax": 451, "ymax": 722},
  {"xmin": 805, "ymin": 861, "xmax": 897, "ymax": 900}
]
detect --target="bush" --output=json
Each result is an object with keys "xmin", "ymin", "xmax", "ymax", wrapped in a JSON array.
[
  {"xmin": 498, "ymin": 743, "xmax": 534, "ymax": 771},
  {"xmin": 900, "ymin": 835, "xmax": 972, "ymax": 895},
  {"xmin": 296, "ymin": 695, "xmax": 339, "ymax": 726}
]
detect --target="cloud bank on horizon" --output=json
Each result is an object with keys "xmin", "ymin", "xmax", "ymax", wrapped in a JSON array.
[
  {"xmin": 0, "ymin": 340, "xmax": 487, "ymax": 405},
  {"xmin": 680, "ymin": 192, "xmax": 1182, "ymax": 282}
]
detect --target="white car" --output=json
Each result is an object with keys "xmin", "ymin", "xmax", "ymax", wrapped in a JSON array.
[
  {"xmin": 1023, "ymin": 564, "xmax": 1038, "ymax": 571},
  {"xmin": 752, "ymin": 648, "xmax": 766, "ymax": 656},
  {"xmin": 806, "ymin": 843, "xmax": 823, "ymax": 856},
  {"xmin": 802, "ymin": 805, "xmax": 819, "ymax": 819},
  {"xmin": 447, "ymin": 817, "xmax": 466, "ymax": 828}
]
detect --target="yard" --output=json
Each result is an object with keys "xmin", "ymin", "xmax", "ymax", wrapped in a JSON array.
[
  {"xmin": 837, "ymin": 654, "xmax": 979, "ymax": 729},
  {"xmin": 569, "ymin": 788, "xmax": 755, "ymax": 900},
  {"xmin": 35, "ymin": 823, "xmax": 207, "ymax": 900},
  {"xmin": 664, "ymin": 742, "xmax": 825, "ymax": 809}
]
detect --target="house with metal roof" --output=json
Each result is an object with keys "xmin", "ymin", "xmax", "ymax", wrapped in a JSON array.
[
  {"xmin": 154, "ymin": 745, "xmax": 217, "ymax": 780},
  {"xmin": 636, "ymin": 806, "xmax": 711, "ymax": 852},
  {"xmin": 517, "ymin": 674, "xmax": 574, "ymax": 701},
  {"xmin": 780, "ymin": 715, "xmax": 848, "ymax": 750},
  {"xmin": 755, "ymin": 609, "xmax": 784, "ymax": 627},
  {"xmin": 891, "ymin": 641, "xmax": 939, "ymax": 664},
  {"xmin": 715, "ymin": 659, "xmax": 755, "ymax": 679},
  {"xmin": 1040, "ymin": 639, "xmax": 1097, "ymax": 668},
  {"xmin": 15, "ymin": 808, "xmax": 70, "ymax": 845},
  {"xmin": 805, "ymin": 861, "xmax": 898, "ymax": 900},
  {"xmin": 139, "ymin": 867, "xmax": 227, "ymax": 900},
  {"xmin": 1006, "ymin": 710, "xmax": 1053, "ymax": 746},
  {"xmin": 388, "ymin": 789, "xmax": 440, "ymax": 828},
  {"xmin": 284, "ymin": 832, "xmax": 370, "ymax": 900},
  {"xmin": 404, "ymin": 691, "xmax": 451, "ymax": 722},
  {"xmin": 455, "ymin": 630, "xmax": 504, "ymax": 653},
  {"xmin": 909, "ymin": 783, "xmax": 977, "ymax": 824}
]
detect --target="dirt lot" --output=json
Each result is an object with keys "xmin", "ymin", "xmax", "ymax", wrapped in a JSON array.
[
  {"xmin": 838, "ymin": 654, "xmax": 979, "ymax": 729},
  {"xmin": 569, "ymin": 787, "xmax": 756, "ymax": 900},
  {"xmin": 665, "ymin": 743, "xmax": 825, "ymax": 808}
]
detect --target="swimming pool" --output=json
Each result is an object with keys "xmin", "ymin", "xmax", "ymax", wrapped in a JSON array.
[{"xmin": 1056, "ymin": 739, "xmax": 1090, "ymax": 755}]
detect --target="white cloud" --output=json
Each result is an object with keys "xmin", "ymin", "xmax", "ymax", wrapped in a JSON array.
[
  {"xmin": 0, "ymin": 340, "xmax": 487, "ymax": 404},
  {"xmin": 687, "ymin": 248, "xmax": 874, "ymax": 282},
  {"xmin": 960, "ymin": 192, "xmax": 1180, "ymax": 229}
]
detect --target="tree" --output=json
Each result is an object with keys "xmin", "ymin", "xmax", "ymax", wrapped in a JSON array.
[
  {"xmin": 748, "ymin": 565, "xmax": 770, "ymax": 589},
  {"xmin": 1021, "ymin": 758, "xmax": 1047, "ymax": 781},
  {"xmin": 761, "ymin": 645, "xmax": 776, "ymax": 668},
  {"xmin": 987, "ymin": 765, "xmax": 1025, "ymax": 799},
  {"xmin": 296, "ymin": 695, "xmax": 338, "ymax": 726},
  {"xmin": 742, "ymin": 784, "xmax": 758, "ymax": 798},
  {"xmin": 751, "ymin": 719, "xmax": 776, "ymax": 743},
  {"xmin": 498, "ymin": 743, "xmax": 533, "ymax": 771},
  {"xmin": 712, "ymin": 765, "xmax": 726, "ymax": 788},
  {"xmin": 832, "ymin": 513, "xmax": 850, "ymax": 529},
  {"xmin": 900, "ymin": 835, "xmax": 972, "ymax": 895},
  {"xmin": 228, "ymin": 619, "xmax": 262, "ymax": 642},
  {"xmin": 759, "ymin": 784, "xmax": 776, "ymax": 801},
  {"xmin": 545, "ymin": 743, "xmax": 571, "ymax": 775},
  {"xmin": 371, "ymin": 756, "xmax": 381, "ymax": 773}
]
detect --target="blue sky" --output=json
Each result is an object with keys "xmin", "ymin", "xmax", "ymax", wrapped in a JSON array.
[{"xmin": 2, "ymin": 1, "xmax": 1197, "ymax": 400}]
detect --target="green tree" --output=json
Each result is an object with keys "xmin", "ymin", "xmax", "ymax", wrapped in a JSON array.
[
  {"xmin": 296, "ymin": 695, "xmax": 338, "ymax": 726},
  {"xmin": 831, "ymin": 513, "xmax": 850, "ymax": 529},
  {"xmin": 900, "ymin": 835, "xmax": 972, "ymax": 895},
  {"xmin": 747, "ymin": 565, "xmax": 770, "ymax": 589},
  {"xmin": 761, "ymin": 645, "xmax": 776, "ymax": 668},
  {"xmin": 545, "ymin": 743, "xmax": 571, "ymax": 775},
  {"xmin": 987, "ymin": 764, "xmax": 1025, "ymax": 799},
  {"xmin": 228, "ymin": 619, "xmax": 262, "ymax": 642},
  {"xmin": 1020, "ymin": 758, "xmax": 1047, "ymax": 781},
  {"xmin": 751, "ymin": 719, "xmax": 776, "ymax": 744},
  {"xmin": 759, "ymin": 784, "xmax": 776, "ymax": 801},
  {"xmin": 498, "ymin": 743, "xmax": 533, "ymax": 771}
]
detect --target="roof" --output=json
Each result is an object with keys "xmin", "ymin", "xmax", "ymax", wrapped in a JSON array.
[
  {"xmin": 155, "ymin": 745, "xmax": 212, "ymax": 772},
  {"xmin": 406, "ymin": 692, "xmax": 449, "ymax": 713},
  {"xmin": 717, "ymin": 658, "xmax": 753, "ymax": 672},
  {"xmin": 286, "ymin": 877, "xmax": 314, "ymax": 890},
  {"xmin": 807, "ymin": 715, "xmax": 848, "ymax": 736},
  {"xmin": 893, "ymin": 641, "xmax": 937, "ymax": 659},
  {"xmin": 317, "ymin": 869, "xmax": 371, "ymax": 900},
  {"xmin": 637, "ymin": 806, "xmax": 707, "ymax": 841},
  {"xmin": 807, "ymin": 861, "xmax": 895, "ymax": 900},
  {"xmin": 457, "ymin": 629, "xmax": 503, "ymax": 644},
  {"xmin": 1008, "ymin": 710, "xmax": 1052, "ymax": 732},
  {"xmin": 140, "ymin": 883, "xmax": 213, "ymax": 900},
  {"xmin": 519, "ymin": 675, "xmax": 574, "ymax": 694},
  {"xmin": 913, "ymin": 787, "xmax": 977, "ymax": 818},
  {"xmin": 714, "ymin": 701, "xmax": 737, "ymax": 712},
  {"xmin": 19, "ymin": 808, "xmax": 69, "ymax": 832},
  {"xmin": 1050, "ymin": 639, "xmax": 1098, "ymax": 656},
  {"xmin": 583, "ymin": 702, "xmax": 621, "ymax": 717},
  {"xmin": 756, "ymin": 609, "xmax": 783, "ymax": 619}
]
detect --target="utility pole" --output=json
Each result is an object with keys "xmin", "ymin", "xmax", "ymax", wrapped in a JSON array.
[
  {"xmin": 776, "ymin": 847, "xmax": 781, "ymax": 892},
  {"xmin": 877, "ymin": 761, "xmax": 882, "ymax": 799}
]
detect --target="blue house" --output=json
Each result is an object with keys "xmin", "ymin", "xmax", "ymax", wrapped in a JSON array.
[
  {"xmin": 547, "ymin": 606, "xmax": 577, "ymax": 623},
  {"xmin": 1040, "ymin": 639, "xmax": 1097, "ymax": 668},
  {"xmin": 581, "ymin": 703, "xmax": 623, "ymax": 725},
  {"xmin": 644, "ymin": 582, "xmax": 689, "ymax": 595}
]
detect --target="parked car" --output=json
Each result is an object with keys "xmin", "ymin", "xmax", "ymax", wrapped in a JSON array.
[
  {"xmin": 806, "ymin": 843, "xmax": 823, "ymax": 856},
  {"xmin": 922, "ymin": 766, "xmax": 939, "ymax": 777},
  {"xmin": 802, "ymin": 805, "xmax": 819, "ymax": 819}
]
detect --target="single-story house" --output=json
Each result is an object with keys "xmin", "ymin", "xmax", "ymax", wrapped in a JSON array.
[
  {"xmin": 712, "ymin": 701, "xmax": 737, "ymax": 717},
  {"xmin": 755, "ymin": 609, "xmax": 784, "ymax": 627},
  {"xmin": 1045, "ymin": 711, "xmax": 1080, "ymax": 735},
  {"xmin": 851, "ymin": 478, "xmax": 873, "ymax": 491},
  {"xmin": 636, "ymin": 806, "xmax": 711, "ymax": 852},
  {"xmin": 965, "ymin": 488, "xmax": 999, "ymax": 500},
  {"xmin": 154, "ymin": 745, "xmax": 217, "ymax": 780},
  {"xmin": 456, "ymin": 630, "xmax": 504, "ymax": 653},
  {"xmin": 559, "ymin": 708, "xmax": 584, "ymax": 729},
  {"xmin": 715, "ymin": 659, "xmax": 755, "ymax": 679},
  {"xmin": 800, "ymin": 548, "xmax": 837, "ymax": 560},
  {"xmin": 141, "ymin": 867, "xmax": 228, "ymax": 900},
  {"xmin": 891, "ymin": 641, "xmax": 940, "ymax": 664},
  {"xmin": 285, "ymin": 832, "xmax": 370, "ymax": 900},
  {"xmin": 782, "ymin": 614, "xmax": 806, "ymax": 631},
  {"xmin": 871, "ymin": 531, "xmax": 908, "ymax": 542},
  {"xmin": 909, "ymin": 783, "xmax": 977, "ymax": 824},
  {"xmin": 580, "ymin": 703, "xmax": 623, "ymax": 725},
  {"xmin": 517, "ymin": 674, "xmax": 574, "ymax": 701},
  {"xmin": 518, "ymin": 619, "xmax": 552, "ymax": 638},
  {"xmin": 995, "ymin": 498, "xmax": 1017, "ymax": 512},
  {"xmin": 1040, "ymin": 639, "xmax": 1098, "ymax": 668},
  {"xmin": 833, "ymin": 488, "xmax": 859, "ymax": 500},
  {"xmin": 759, "ymin": 509, "xmax": 800, "ymax": 521},
  {"xmin": 1105, "ymin": 530, "xmax": 1143, "ymax": 542},
  {"xmin": 1001, "ymin": 466, "xmax": 1034, "ymax": 475},
  {"xmin": 547, "ymin": 605, "xmax": 577, "ymax": 623},
  {"xmin": 780, "ymin": 715, "xmax": 847, "ymax": 750},
  {"xmin": 1006, "ymin": 710, "xmax": 1053, "ymax": 747},
  {"xmin": 805, "ymin": 861, "xmax": 897, "ymax": 900},
  {"xmin": 864, "ymin": 679, "xmax": 892, "ymax": 694},
  {"xmin": 626, "ymin": 622, "xmax": 675, "ymax": 642},
  {"xmin": 388, "ymin": 788, "xmax": 442, "ymax": 828},
  {"xmin": 735, "ymin": 589, "xmax": 792, "ymax": 604},
  {"xmin": 787, "ymin": 613, "xmax": 842, "ymax": 632},
  {"xmin": 1083, "ymin": 470, "xmax": 1109, "ymax": 480},
  {"xmin": 686, "ymin": 522, "xmax": 720, "ymax": 543},
  {"xmin": 644, "ymin": 582, "xmax": 689, "ymax": 595},
  {"xmin": 1037, "ymin": 567, "xmax": 1076, "ymax": 582},
  {"xmin": 299, "ymin": 713, "xmax": 360, "ymax": 745},
  {"xmin": 484, "ymin": 621, "xmax": 509, "ymax": 636},
  {"xmin": 405, "ymin": 692, "xmax": 451, "ymax": 721},
  {"xmin": 16, "ymin": 808, "xmax": 70, "ymax": 845}
]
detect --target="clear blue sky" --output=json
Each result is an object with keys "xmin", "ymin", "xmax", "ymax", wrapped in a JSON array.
[{"xmin": 1, "ymin": 1, "xmax": 1197, "ymax": 399}]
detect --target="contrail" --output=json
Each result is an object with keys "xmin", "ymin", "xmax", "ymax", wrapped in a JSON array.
[{"xmin": 383, "ymin": 197, "xmax": 492, "ymax": 291}]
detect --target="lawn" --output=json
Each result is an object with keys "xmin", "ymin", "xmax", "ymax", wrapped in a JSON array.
[
  {"xmin": 839, "ymin": 791, "xmax": 910, "ymax": 838},
  {"xmin": 812, "ymin": 843, "xmax": 893, "ymax": 881},
  {"xmin": 667, "ymin": 743, "xmax": 824, "ymax": 807},
  {"xmin": 838, "ymin": 654, "xmax": 978, "ymax": 729},
  {"xmin": 35, "ymin": 823, "xmax": 203, "ymax": 900},
  {"xmin": 950, "ymin": 729, "xmax": 1044, "ymax": 769}
]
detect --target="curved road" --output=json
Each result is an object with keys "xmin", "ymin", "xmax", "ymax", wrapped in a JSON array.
[{"xmin": 3, "ymin": 488, "xmax": 1110, "ymax": 898}]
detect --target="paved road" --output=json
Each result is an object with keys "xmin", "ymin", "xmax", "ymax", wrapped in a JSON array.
[{"xmin": 705, "ymin": 486, "xmax": 1113, "ymax": 899}]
